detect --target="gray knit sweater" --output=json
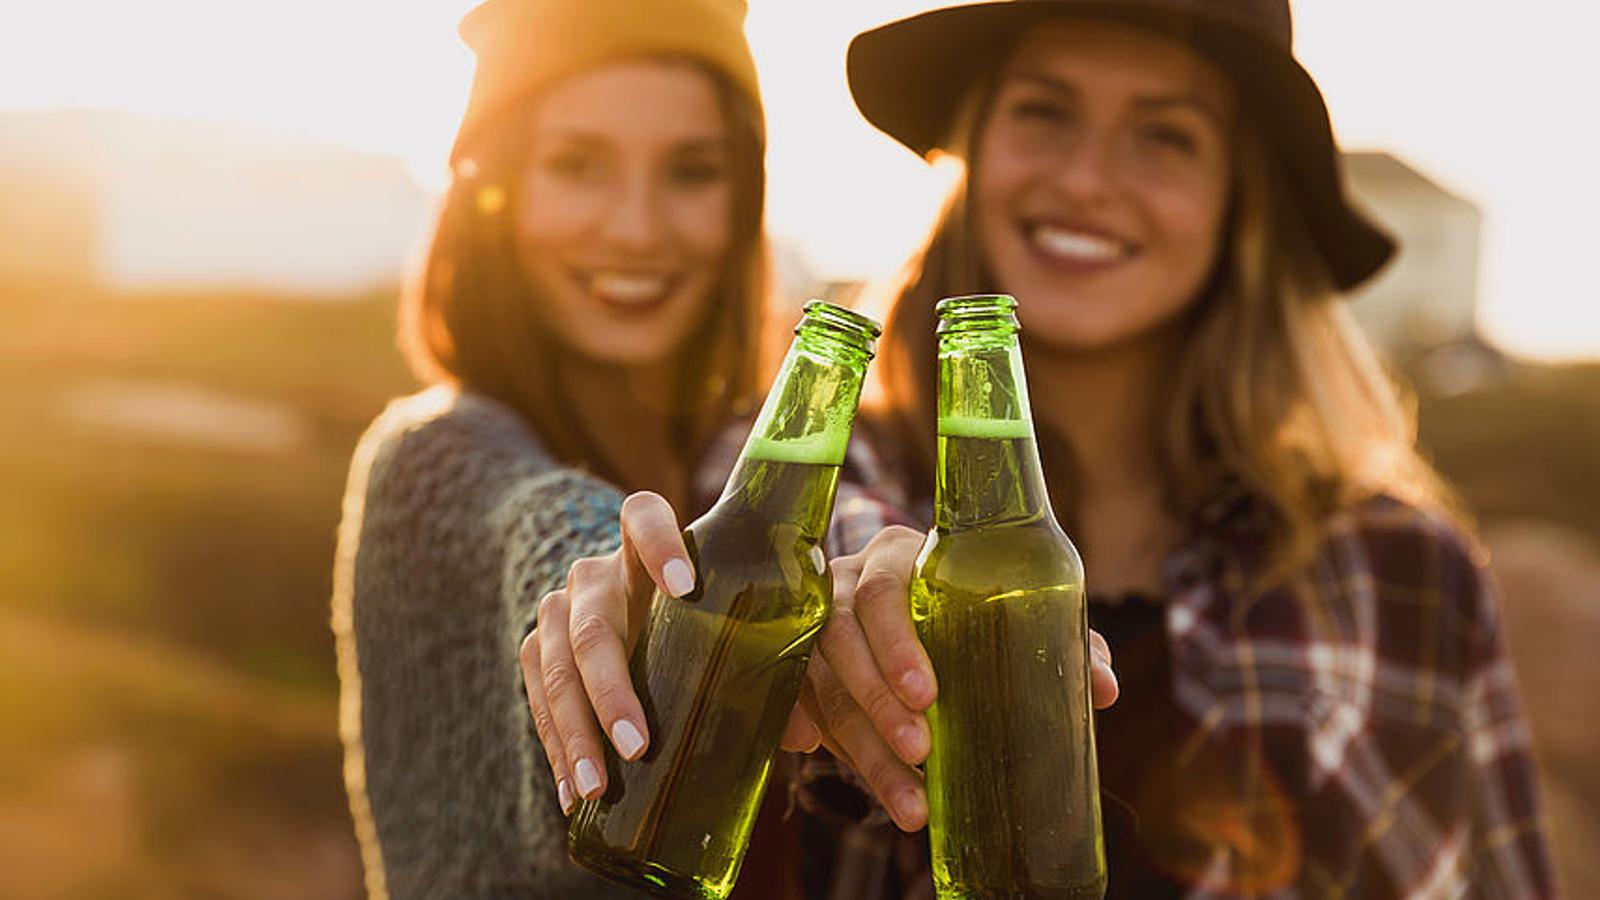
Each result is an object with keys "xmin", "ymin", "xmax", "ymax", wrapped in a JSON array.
[{"xmin": 332, "ymin": 387, "xmax": 647, "ymax": 900}]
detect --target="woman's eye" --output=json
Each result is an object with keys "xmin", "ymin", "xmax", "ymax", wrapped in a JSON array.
[
  {"xmin": 544, "ymin": 152, "xmax": 601, "ymax": 181},
  {"xmin": 668, "ymin": 158, "xmax": 728, "ymax": 187},
  {"xmin": 1010, "ymin": 99, "xmax": 1069, "ymax": 123},
  {"xmin": 1140, "ymin": 124, "xmax": 1199, "ymax": 154}
]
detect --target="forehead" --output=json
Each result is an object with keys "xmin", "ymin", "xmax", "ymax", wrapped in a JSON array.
[
  {"xmin": 531, "ymin": 59, "xmax": 726, "ymax": 142},
  {"xmin": 1001, "ymin": 18, "xmax": 1234, "ymax": 109}
]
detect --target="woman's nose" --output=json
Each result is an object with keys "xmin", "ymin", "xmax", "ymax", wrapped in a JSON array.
[
  {"xmin": 598, "ymin": 170, "xmax": 663, "ymax": 250},
  {"xmin": 1048, "ymin": 131, "xmax": 1118, "ymax": 205}
]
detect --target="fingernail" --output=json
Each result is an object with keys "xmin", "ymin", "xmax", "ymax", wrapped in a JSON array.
[
  {"xmin": 896, "ymin": 788, "xmax": 927, "ymax": 826},
  {"xmin": 557, "ymin": 777, "xmax": 574, "ymax": 814},
  {"xmin": 575, "ymin": 758, "xmax": 602, "ymax": 797},
  {"xmin": 612, "ymin": 720, "xmax": 646, "ymax": 759},
  {"xmin": 662, "ymin": 558, "xmax": 695, "ymax": 597},
  {"xmin": 894, "ymin": 723, "xmax": 926, "ymax": 761},
  {"xmin": 1095, "ymin": 659, "xmax": 1119, "ymax": 694},
  {"xmin": 898, "ymin": 670, "xmax": 932, "ymax": 703}
]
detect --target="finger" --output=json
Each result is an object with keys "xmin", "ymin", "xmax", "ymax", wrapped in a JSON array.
[
  {"xmin": 799, "ymin": 677, "xmax": 854, "ymax": 768},
  {"xmin": 807, "ymin": 654, "xmax": 928, "ymax": 832},
  {"xmin": 619, "ymin": 491, "xmax": 694, "ymax": 599},
  {"xmin": 1089, "ymin": 629, "xmax": 1119, "ymax": 709},
  {"xmin": 537, "ymin": 591, "xmax": 608, "ymax": 801},
  {"xmin": 852, "ymin": 526, "xmax": 937, "ymax": 709},
  {"xmin": 567, "ymin": 553, "xmax": 650, "ymax": 760},
  {"xmin": 778, "ymin": 702, "xmax": 822, "ymax": 754},
  {"xmin": 522, "ymin": 604, "xmax": 574, "ymax": 814},
  {"xmin": 818, "ymin": 598, "xmax": 930, "ymax": 766}
]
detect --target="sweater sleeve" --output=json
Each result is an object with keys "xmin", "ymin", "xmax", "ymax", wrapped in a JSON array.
[{"xmin": 332, "ymin": 389, "xmax": 645, "ymax": 900}]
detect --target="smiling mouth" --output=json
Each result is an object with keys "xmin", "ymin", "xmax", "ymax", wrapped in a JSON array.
[
  {"xmin": 1024, "ymin": 223, "xmax": 1137, "ymax": 267},
  {"xmin": 580, "ymin": 270, "xmax": 678, "ymax": 310}
]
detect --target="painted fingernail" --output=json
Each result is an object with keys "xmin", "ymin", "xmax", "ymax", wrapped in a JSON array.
[
  {"xmin": 662, "ymin": 558, "xmax": 695, "ymax": 597},
  {"xmin": 575, "ymin": 758, "xmax": 602, "ymax": 797},
  {"xmin": 557, "ymin": 777, "xmax": 574, "ymax": 814},
  {"xmin": 612, "ymin": 720, "xmax": 646, "ymax": 759}
]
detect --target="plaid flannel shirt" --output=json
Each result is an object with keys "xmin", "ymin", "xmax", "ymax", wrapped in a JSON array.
[{"xmin": 791, "ymin": 440, "xmax": 1560, "ymax": 900}]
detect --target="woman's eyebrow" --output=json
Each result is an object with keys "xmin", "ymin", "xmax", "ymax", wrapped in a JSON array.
[
  {"xmin": 1004, "ymin": 69, "xmax": 1226, "ymax": 125},
  {"xmin": 1131, "ymin": 95, "xmax": 1228, "ymax": 127}
]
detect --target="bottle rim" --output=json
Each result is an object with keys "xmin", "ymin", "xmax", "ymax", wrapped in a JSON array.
[
  {"xmin": 935, "ymin": 293, "xmax": 1018, "ymax": 316},
  {"xmin": 935, "ymin": 294, "xmax": 1020, "ymax": 335},
  {"xmin": 800, "ymin": 299, "xmax": 883, "ymax": 342}
]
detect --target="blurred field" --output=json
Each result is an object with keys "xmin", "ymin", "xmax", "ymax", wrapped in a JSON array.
[
  {"xmin": 0, "ymin": 282, "xmax": 1595, "ymax": 897},
  {"xmin": 0, "ymin": 282, "xmax": 409, "ymax": 898}
]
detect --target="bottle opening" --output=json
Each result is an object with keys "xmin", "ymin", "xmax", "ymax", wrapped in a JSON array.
[
  {"xmin": 936, "ymin": 294, "xmax": 1020, "ymax": 335},
  {"xmin": 799, "ymin": 300, "xmax": 882, "ymax": 345}
]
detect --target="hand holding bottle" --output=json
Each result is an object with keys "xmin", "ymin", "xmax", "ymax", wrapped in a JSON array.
[
  {"xmin": 520, "ymin": 491, "xmax": 842, "ymax": 813},
  {"xmin": 798, "ymin": 525, "xmax": 1119, "ymax": 832},
  {"xmin": 519, "ymin": 490, "xmax": 695, "ymax": 813}
]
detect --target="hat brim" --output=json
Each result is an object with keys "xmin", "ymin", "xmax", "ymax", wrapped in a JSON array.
[{"xmin": 847, "ymin": 1, "xmax": 1396, "ymax": 292}]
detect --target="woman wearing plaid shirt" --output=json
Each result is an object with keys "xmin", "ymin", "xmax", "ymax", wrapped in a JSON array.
[
  {"xmin": 781, "ymin": 1, "xmax": 1560, "ymax": 896},
  {"xmin": 522, "ymin": 0, "xmax": 1560, "ymax": 896}
]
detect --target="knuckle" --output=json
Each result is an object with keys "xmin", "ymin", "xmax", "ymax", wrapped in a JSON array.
[
  {"xmin": 854, "ymin": 571, "xmax": 905, "ymax": 609},
  {"xmin": 820, "ymin": 606, "xmax": 860, "ymax": 648},
  {"xmin": 861, "ymin": 686, "xmax": 905, "ymax": 729},
  {"xmin": 542, "ymin": 658, "xmax": 581, "ymax": 699},
  {"xmin": 620, "ymin": 490, "xmax": 667, "ymax": 521},
  {"xmin": 862, "ymin": 756, "xmax": 904, "ymax": 795},
  {"xmin": 530, "ymin": 706, "xmax": 558, "ymax": 748},
  {"xmin": 536, "ymin": 591, "xmax": 567, "ymax": 628},
  {"xmin": 886, "ymin": 525, "xmax": 924, "ymax": 547},
  {"xmin": 817, "ymin": 678, "xmax": 858, "ymax": 726},
  {"xmin": 567, "ymin": 556, "xmax": 605, "ymax": 592},
  {"xmin": 518, "ymin": 630, "xmax": 540, "ymax": 668},
  {"xmin": 568, "ymin": 613, "xmax": 613, "ymax": 658},
  {"xmin": 589, "ymin": 677, "xmax": 632, "ymax": 716}
]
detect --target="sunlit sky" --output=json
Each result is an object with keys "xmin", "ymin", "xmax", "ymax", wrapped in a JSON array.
[{"xmin": 3, "ymin": 1, "xmax": 1597, "ymax": 360}]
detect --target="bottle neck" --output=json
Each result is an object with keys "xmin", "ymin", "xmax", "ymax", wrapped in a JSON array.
[
  {"xmin": 933, "ymin": 333, "xmax": 1053, "ymax": 530},
  {"xmin": 719, "ymin": 327, "xmax": 870, "ymax": 538}
]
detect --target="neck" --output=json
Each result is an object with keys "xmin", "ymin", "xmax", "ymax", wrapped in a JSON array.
[
  {"xmin": 1022, "ymin": 330, "xmax": 1177, "ymax": 505},
  {"xmin": 557, "ymin": 356, "xmax": 691, "ymax": 510},
  {"xmin": 1023, "ymin": 329, "xmax": 1183, "ymax": 596}
]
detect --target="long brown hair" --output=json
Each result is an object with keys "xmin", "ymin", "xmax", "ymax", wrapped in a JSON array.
[
  {"xmin": 400, "ymin": 60, "xmax": 767, "ymax": 492},
  {"xmin": 875, "ymin": 71, "xmax": 1458, "ymax": 582}
]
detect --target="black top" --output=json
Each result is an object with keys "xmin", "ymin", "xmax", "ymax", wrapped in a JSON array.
[{"xmin": 1089, "ymin": 592, "xmax": 1186, "ymax": 900}]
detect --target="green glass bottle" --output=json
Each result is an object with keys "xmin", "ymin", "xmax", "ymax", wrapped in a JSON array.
[
  {"xmin": 910, "ymin": 294, "xmax": 1106, "ymax": 899},
  {"xmin": 568, "ymin": 300, "xmax": 881, "ymax": 899}
]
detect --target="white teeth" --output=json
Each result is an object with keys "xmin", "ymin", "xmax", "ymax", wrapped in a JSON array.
[
  {"xmin": 1030, "ymin": 226, "xmax": 1127, "ymax": 263},
  {"xmin": 590, "ymin": 272, "xmax": 669, "ymax": 304}
]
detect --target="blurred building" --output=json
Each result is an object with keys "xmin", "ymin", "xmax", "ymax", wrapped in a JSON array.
[
  {"xmin": 0, "ymin": 109, "xmax": 429, "ymax": 297},
  {"xmin": 1342, "ymin": 151, "xmax": 1483, "ymax": 353}
]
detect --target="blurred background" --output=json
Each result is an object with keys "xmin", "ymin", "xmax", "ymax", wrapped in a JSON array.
[{"xmin": 2, "ymin": 1, "xmax": 1597, "ymax": 897}]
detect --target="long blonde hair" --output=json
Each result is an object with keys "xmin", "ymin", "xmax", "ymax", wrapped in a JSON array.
[
  {"xmin": 400, "ymin": 62, "xmax": 767, "ymax": 494},
  {"xmin": 875, "ymin": 76, "xmax": 1459, "ymax": 582}
]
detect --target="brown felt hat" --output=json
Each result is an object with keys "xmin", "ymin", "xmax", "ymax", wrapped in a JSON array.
[
  {"xmin": 848, "ymin": 0, "xmax": 1396, "ymax": 291},
  {"xmin": 451, "ymin": 0, "xmax": 762, "ymax": 168}
]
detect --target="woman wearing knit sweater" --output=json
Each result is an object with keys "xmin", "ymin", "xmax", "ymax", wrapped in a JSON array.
[{"xmin": 330, "ymin": 1, "xmax": 768, "ymax": 897}]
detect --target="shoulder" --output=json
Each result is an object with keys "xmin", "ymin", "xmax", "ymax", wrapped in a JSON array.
[
  {"xmin": 1307, "ymin": 494, "xmax": 1501, "ymax": 677},
  {"xmin": 1317, "ymin": 494, "xmax": 1489, "ymax": 612},
  {"xmin": 355, "ymin": 386, "xmax": 551, "ymax": 481},
  {"xmin": 341, "ymin": 385, "xmax": 621, "ymax": 548}
]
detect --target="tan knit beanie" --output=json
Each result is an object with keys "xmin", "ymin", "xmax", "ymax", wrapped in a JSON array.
[{"xmin": 450, "ymin": 0, "xmax": 762, "ymax": 167}]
